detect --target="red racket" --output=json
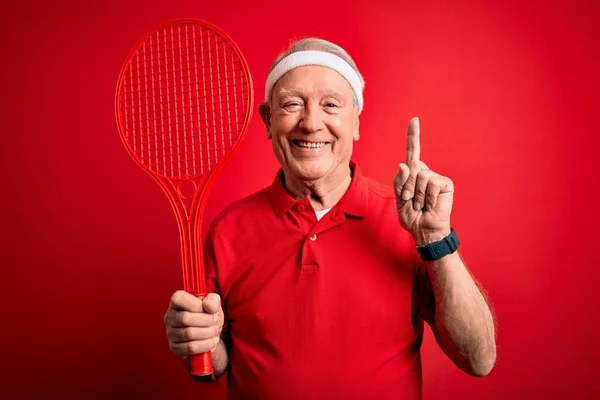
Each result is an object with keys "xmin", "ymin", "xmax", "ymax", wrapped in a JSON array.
[{"xmin": 114, "ymin": 19, "xmax": 253, "ymax": 379}]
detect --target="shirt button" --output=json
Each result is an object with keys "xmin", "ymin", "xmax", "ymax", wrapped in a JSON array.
[
  {"xmin": 309, "ymin": 234, "xmax": 317, "ymax": 241},
  {"xmin": 298, "ymin": 205, "xmax": 305, "ymax": 211}
]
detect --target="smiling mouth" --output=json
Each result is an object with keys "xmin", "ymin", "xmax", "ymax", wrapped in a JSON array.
[{"xmin": 291, "ymin": 139, "xmax": 329, "ymax": 149}]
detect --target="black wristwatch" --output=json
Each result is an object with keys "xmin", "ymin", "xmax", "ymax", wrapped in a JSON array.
[{"xmin": 416, "ymin": 228, "xmax": 460, "ymax": 261}]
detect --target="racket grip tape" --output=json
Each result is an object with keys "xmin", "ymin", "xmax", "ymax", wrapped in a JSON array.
[{"xmin": 189, "ymin": 292, "xmax": 214, "ymax": 381}]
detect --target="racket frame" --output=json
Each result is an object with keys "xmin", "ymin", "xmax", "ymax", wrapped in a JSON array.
[{"xmin": 114, "ymin": 18, "xmax": 254, "ymax": 378}]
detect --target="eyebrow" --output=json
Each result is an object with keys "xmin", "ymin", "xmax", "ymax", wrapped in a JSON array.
[{"xmin": 275, "ymin": 88, "xmax": 348, "ymax": 99}]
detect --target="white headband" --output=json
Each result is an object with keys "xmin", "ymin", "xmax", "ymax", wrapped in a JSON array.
[{"xmin": 265, "ymin": 50, "xmax": 364, "ymax": 113}]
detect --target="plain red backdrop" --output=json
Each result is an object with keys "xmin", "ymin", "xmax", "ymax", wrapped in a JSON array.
[{"xmin": 2, "ymin": 0, "xmax": 599, "ymax": 398}]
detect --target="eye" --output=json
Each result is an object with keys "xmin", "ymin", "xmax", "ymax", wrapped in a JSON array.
[
  {"xmin": 282, "ymin": 101, "xmax": 302, "ymax": 110},
  {"xmin": 322, "ymin": 101, "xmax": 342, "ymax": 112},
  {"xmin": 322, "ymin": 99, "xmax": 341, "ymax": 109}
]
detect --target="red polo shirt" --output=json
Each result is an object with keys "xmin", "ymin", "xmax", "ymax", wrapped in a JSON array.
[{"xmin": 205, "ymin": 161, "xmax": 433, "ymax": 400}]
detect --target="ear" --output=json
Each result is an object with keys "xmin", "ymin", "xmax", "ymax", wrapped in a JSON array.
[
  {"xmin": 353, "ymin": 112, "xmax": 360, "ymax": 141},
  {"xmin": 259, "ymin": 102, "xmax": 272, "ymax": 139}
]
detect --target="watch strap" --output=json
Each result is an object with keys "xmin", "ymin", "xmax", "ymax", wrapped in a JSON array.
[{"xmin": 416, "ymin": 228, "xmax": 460, "ymax": 261}]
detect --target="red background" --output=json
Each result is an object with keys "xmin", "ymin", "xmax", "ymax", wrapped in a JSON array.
[{"xmin": 3, "ymin": 0, "xmax": 599, "ymax": 398}]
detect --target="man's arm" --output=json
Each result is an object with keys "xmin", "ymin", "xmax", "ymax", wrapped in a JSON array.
[
  {"xmin": 210, "ymin": 316, "xmax": 233, "ymax": 379},
  {"xmin": 208, "ymin": 340, "xmax": 229, "ymax": 380},
  {"xmin": 423, "ymin": 251, "xmax": 496, "ymax": 377},
  {"xmin": 395, "ymin": 117, "xmax": 497, "ymax": 377}
]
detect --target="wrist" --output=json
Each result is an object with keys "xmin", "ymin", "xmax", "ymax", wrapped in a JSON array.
[
  {"xmin": 416, "ymin": 228, "xmax": 459, "ymax": 262},
  {"xmin": 414, "ymin": 227, "xmax": 452, "ymax": 246},
  {"xmin": 425, "ymin": 250, "xmax": 460, "ymax": 268}
]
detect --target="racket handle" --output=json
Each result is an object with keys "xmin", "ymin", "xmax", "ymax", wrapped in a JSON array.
[{"xmin": 189, "ymin": 292, "xmax": 214, "ymax": 381}]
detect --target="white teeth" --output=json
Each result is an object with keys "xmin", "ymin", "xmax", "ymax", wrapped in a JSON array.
[{"xmin": 296, "ymin": 140, "xmax": 326, "ymax": 149}]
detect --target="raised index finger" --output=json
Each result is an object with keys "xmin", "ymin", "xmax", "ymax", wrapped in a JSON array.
[{"xmin": 406, "ymin": 117, "xmax": 421, "ymax": 163}]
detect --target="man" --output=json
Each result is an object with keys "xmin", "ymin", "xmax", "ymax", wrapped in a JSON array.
[{"xmin": 164, "ymin": 38, "xmax": 496, "ymax": 399}]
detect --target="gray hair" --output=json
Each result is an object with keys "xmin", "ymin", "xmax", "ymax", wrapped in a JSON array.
[{"xmin": 266, "ymin": 37, "xmax": 365, "ymax": 109}]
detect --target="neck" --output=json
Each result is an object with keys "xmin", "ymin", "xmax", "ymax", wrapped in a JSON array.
[{"xmin": 282, "ymin": 164, "xmax": 353, "ymax": 211}]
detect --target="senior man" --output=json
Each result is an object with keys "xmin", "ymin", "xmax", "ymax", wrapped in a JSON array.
[{"xmin": 164, "ymin": 38, "xmax": 497, "ymax": 399}]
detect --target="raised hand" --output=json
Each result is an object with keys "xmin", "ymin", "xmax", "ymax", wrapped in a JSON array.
[{"xmin": 394, "ymin": 117, "xmax": 454, "ymax": 245}]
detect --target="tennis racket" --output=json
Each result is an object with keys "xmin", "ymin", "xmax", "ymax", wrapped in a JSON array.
[{"xmin": 115, "ymin": 19, "xmax": 253, "ymax": 379}]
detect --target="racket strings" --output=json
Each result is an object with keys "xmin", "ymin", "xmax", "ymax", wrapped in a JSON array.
[{"xmin": 120, "ymin": 23, "xmax": 250, "ymax": 179}]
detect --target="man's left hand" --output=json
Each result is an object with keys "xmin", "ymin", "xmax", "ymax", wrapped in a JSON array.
[{"xmin": 394, "ymin": 117, "xmax": 454, "ymax": 245}]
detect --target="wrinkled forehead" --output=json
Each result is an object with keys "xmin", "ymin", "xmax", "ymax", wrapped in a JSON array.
[{"xmin": 271, "ymin": 65, "xmax": 354, "ymax": 99}]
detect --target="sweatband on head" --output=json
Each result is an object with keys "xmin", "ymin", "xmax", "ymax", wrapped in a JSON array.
[{"xmin": 264, "ymin": 50, "xmax": 364, "ymax": 113}]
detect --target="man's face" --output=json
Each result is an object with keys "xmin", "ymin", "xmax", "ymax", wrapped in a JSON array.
[{"xmin": 263, "ymin": 65, "xmax": 360, "ymax": 182}]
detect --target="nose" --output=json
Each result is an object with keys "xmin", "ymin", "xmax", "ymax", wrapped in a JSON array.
[{"xmin": 298, "ymin": 102, "xmax": 324, "ymax": 133}]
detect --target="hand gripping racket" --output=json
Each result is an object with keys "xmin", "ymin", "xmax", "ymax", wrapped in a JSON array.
[{"xmin": 115, "ymin": 19, "xmax": 253, "ymax": 379}]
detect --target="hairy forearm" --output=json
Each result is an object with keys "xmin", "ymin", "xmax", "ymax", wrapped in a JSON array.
[{"xmin": 426, "ymin": 251, "xmax": 496, "ymax": 376}]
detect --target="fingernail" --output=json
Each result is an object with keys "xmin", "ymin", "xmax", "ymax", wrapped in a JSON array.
[
  {"xmin": 214, "ymin": 336, "xmax": 220, "ymax": 344},
  {"xmin": 414, "ymin": 202, "xmax": 422, "ymax": 211},
  {"xmin": 402, "ymin": 190, "xmax": 411, "ymax": 201}
]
